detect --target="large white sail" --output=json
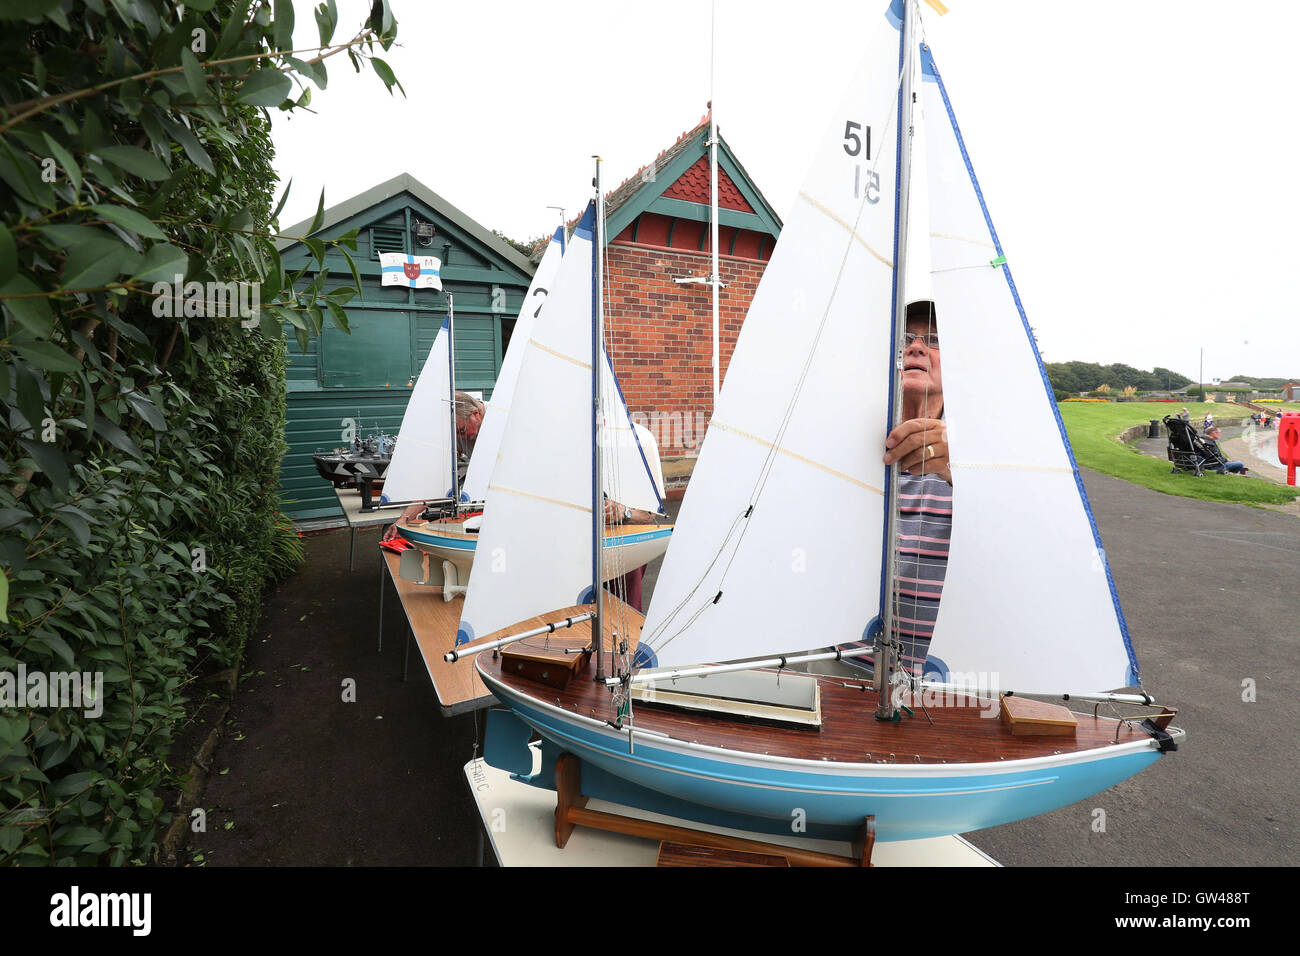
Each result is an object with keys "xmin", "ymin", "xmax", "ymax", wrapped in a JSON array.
[
  {"xmin": 379, "ymin": 318, "xmax": 454, "ymax": 503},
  {"xmin": 639, "ymin": 14, "xmax": 905, "ymax": 669},
  {"xmin": 462, "ymin": 228, "xmax": 566, "ymax": 502},
  {"xmin": 458, "ymin": 203, "xmax": 652, "ymax": 644},
  {"xmin": 919, "ymin": 45, "xmax": 1139, "ymax": 692}
]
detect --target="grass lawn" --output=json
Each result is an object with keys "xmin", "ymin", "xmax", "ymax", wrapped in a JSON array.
[{"xmin": 1057, "ymin": 402, "xmax": 1300, "ymax": 507}]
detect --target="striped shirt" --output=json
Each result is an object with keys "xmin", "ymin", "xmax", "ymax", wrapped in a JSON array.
[
  {"xmin": 893, "ymin": 472, "xmax": 952, "ymax": 676},
  {"xmin": 841, "ymin": 471, "xmax": 952, "ymax": 678}
]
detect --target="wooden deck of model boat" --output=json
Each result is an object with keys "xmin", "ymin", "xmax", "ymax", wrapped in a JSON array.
[{"xmin": 479, "ymin": 629, "xmax": 1154, "ymax": 766}]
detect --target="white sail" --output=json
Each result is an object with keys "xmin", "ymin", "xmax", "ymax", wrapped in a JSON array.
[
  {"xmin": 379, "ymin": 318, "xmax": 454, "ymax": 503},
  {"xmin": 600, "ymin": 350, "xmax": 665, "ymax": 514},
  {"xmin": 462, "ymin": 228, "xmax": 566, "ymax": 502},
  {"xmin": 919, "ymin": 45, "xmax": 1139, "ymax": 692},
  {"xmin": 457, "ymin": 204, "xmax": 602, "ymax": 644},
  {"xmin": 639, "ymin": 16, "xmax": 905, "ymax": 670}
]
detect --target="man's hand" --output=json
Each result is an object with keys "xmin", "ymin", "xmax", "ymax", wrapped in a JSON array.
[
  {"xmin": 604, "ymin": 499, "xmax": 657, "ymax": 525},
  {"xmin": 884, "ymin": 418, "xmax": 950, "ymax": 484},
  {"xmin": 382, "ymin": 502, "xmax": 426, "ymax": 542}
]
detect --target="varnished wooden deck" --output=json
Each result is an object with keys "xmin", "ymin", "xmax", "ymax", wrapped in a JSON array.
[{"xmin": 480, "ymin": 630, "xmax": 1153, "ymax": 765}]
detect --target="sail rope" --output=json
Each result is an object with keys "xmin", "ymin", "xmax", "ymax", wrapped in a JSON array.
[{"xmin": 643, "ymin": 54, "xmax": 911, "ymax": 660}]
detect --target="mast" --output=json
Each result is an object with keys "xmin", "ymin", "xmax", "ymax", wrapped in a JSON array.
[
  {"xmin": 447, "ymin": 292, "xmax": 459, "ymax": 509},
  {"xmin": 876, "ymin": 0, "xmax": 915, "ymax": 720},
  {"xmin": 592, "ymin": 157, "xmax": 607, "ymax": 682},
  {"xmin": 709, "ymin": 0, "xmax": 720, "ymax": 405}
]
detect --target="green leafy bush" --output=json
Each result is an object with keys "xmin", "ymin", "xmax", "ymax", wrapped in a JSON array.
[{"xmin": 1, "ymin": 0, "xmax": 398, "ymax": 865}]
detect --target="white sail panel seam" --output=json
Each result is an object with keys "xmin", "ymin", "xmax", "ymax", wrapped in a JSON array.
[
  {"xmin": 797, "ymin": 192, "xmax": 893, "ymax": 268},
  {"xmin": 950, "ymin": 462, "xmax": 1073, "ymax": 474},
  {"xmin": 711, "ymin": 419, "xmax": 885, "ymax": 495},
  {"xmin": 529, "ymin": 338, "xmax": 592, "ymax": 371},
  {"xmin": 488, "ymin": 483, "xmax": 591, "ymax": 514},
  {"xmin": 931, "ymin": 229, "xmax": 995, "ymax": 249}
]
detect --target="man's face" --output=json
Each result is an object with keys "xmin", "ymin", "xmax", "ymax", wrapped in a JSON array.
[
  {"xmin": 902, "ymin": 313, "xmax": 942, "ymax": 401},
  {"xmin": 463, "ymin": 409, "xmax": 483, "ymax": 440}
]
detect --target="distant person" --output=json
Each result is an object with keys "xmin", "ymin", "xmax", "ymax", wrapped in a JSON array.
[
  {"xmin": 1179, "ymin": 407, "xmax": 1190, "ymax": 422},
  {"xmin": 1203, "ymin": 411, "xmax": 1214, "ymax": 432},
  {"xmin": 1199, "ymin": 426, "xmax": 1247, "ymax": 475}
]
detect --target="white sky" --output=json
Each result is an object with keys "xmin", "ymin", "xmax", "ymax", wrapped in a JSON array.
[{"xmin": 271, "ymin": 0, "xmax": 1300, "ymax": 383}]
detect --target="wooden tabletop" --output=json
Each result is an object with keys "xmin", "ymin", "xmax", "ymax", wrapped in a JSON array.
[
  {"xmin": 382, "ymin": 551, "xmax": 493, "ymax": 714},
  {"xmin": 336, "ymin": 487, "xmax": 408, "ymax": 529}
]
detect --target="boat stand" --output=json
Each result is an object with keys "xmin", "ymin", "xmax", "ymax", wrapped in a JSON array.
[{"xmin": 553, "ymin": 753, "xmax": 876, "ymax": 867}]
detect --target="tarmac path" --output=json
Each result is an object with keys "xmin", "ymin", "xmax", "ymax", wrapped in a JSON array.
[{"xmin": 190, "ymin": 468, "xmax": 1298, "ymax": 867}]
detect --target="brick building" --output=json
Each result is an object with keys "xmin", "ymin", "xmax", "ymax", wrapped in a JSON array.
[{"xmin": 598, "ymin": 116, "xmax": 783, "ymax": 488}]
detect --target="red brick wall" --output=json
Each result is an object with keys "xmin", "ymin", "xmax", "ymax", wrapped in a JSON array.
[{"xmin": 605, "ymin": 241, "xmax": 771, "ymax": 460}]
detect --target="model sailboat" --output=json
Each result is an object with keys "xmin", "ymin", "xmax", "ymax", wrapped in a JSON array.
[
  {"xmin": 459, "ymin": 0, "xmax": 1182, "ymax": 845},
  {"xmin": 391, "ymin": 223, "xmax": 672, "ymax": 581}
]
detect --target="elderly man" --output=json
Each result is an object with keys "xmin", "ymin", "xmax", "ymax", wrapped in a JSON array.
[
  {"xmin": 809, "ymin": 301, "xmax": 950, "ymax": 681},
  {"xmin": 880, "ymin": 300, "xmax": 950, "ymax": 678},
  {"xmin": 453, "ymin": 391, "xmax": 484, "ymax": 484},
  {"xmin": 1199, "ymin": 425, "xmax": 1247, "ymax": 474}
]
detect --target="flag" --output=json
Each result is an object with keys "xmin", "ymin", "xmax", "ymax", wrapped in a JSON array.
[{"xmin": 380, "ymin": 252, "xmax": 442, "ymax": 290}]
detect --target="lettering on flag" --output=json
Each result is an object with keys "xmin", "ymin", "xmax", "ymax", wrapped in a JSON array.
[{"xmin": 380, "ymin": 252, "xmax": 443, "ymax": 290}]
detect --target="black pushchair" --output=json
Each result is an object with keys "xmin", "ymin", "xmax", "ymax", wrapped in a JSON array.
[{"xmin": 1163, "ymin": 416, "xmax": 1214, "ymax": 476}]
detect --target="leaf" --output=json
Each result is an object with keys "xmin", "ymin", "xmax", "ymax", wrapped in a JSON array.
[
  {"xmin": 166, "ymin": 122, "xmax": 214, "ymax": 175},
  {"xmin": 339, "ymin": 247, "xmax": 363, "ymax": 300},
  {"xmin": 324, "ymin": 298, "xmax": 349, "ymax": 333},
  {"xmin": 180, "ymin": 48, "xmax": 208, "ymax": 102},
  {"xmin": 97, "ymin": 145, "xmax": 170, "ymax": 182},
  {"xmin": 126, "ymin": 392, "xmax": 168, "ymax": 431},
  {"xmin": 131, "ymin": 243, "xmax": 189, "ymax": 284},
  {"xmin": 271, "ymin": 177, "xmax": 292, "ymax": 222},
  {"xmin": 13, "ymin": 363, "xmax": 44, "ymax": 431},
  {"xmin": 60, "ymin": 237, "xmax": 138, "ymax": 291},
  {"xmin": 41, "ymin": 132, "xmax": 82, "ymax": 195},
  {"xmin": 18, "ymin": 438, "xmax": 69, "ymax": 491},
  {"xmin": 15, "ymin": 339, "xmax": 81, "ymax": 374},
  {"xmin": 0, "ymin": 567, "xmax": 7, "ymax": 624},
  {"xmin": 0, "ymin": 275, "xmax": 54, "ymax": 337},
  {"xmin": 90, "ymin": 203, "xmax": 166, "ymax": 241},
  {"xmin": 236, "ymin": 69, "xmax": 292, "ymax": 107},
  {"xmin": 314, "ymin": 0, "xmax": 337, "ymax": 46},
  {"xmin": 93, "ymin": 417, "xmax": 142, "ymax": 459},
  {"xmin": 273, "ymin": 0, "xmax": 295, "ymax": 51},
  {"xmin": 370, "ymin": 57, "xmax": 404, "ymax": 96},
  {"xmin": 0, "ymin": 141, "xmax": 54, "ymax": 207},
  {"xmin": 0, "ymin": 0, "xmax": 65, "ymax": 20},
  {"xmin": 0, "ymin": 224, "xmax": 17, "ymax": 285},
  {"xmin": 308, "ymin": 187, "xmax": 325, "ymax": 234}
]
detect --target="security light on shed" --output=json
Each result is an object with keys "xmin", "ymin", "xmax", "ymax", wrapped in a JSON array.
[{"xmin": 413, "ymin": 220, "xmax": 436, "ymax": 247}]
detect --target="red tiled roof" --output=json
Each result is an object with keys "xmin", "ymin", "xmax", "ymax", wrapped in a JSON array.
[{"xmin": 662, "ymin": 156, "xmax": 754, "ymax": 212}]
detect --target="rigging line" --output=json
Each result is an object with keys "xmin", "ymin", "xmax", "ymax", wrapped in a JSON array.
[{"xmin": 647, "ymin": 55, "xmax": 912, "ymax": 656}]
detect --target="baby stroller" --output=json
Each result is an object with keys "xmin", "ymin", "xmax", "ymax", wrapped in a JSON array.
[{"xmin": 1164, "ymin": 415, "xmax": 1209, "ymax": 476}]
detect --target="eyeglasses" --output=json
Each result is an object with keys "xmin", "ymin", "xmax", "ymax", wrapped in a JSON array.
[{"xmin": 904, "ymin": 331, "xmax": 940, "ymax": 349}]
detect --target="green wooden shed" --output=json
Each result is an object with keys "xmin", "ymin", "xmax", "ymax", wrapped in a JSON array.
[{"xmin": 276, "ymin": 174, "xmax": 535, "ymax": 522}]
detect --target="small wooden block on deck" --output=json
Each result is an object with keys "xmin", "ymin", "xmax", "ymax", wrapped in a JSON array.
[
  {"xmin": 999, "ymin": 695, "xmax": 1077, "ymax": 737},
  {"xmin": 500, "ymin": 643, "xmax": 589, "ymax": 690},
  {"xmin": 656, "ymin": 842, "xmax": 790, "ymax": 867}
]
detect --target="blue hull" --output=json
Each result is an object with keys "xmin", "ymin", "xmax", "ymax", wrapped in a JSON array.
[{"xmin": 483, "ymin": 673, "xmax": 1168, "ymax": 843}]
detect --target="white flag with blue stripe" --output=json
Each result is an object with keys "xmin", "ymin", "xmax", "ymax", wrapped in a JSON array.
[{"xmin": 379, "ymin": 252, "xmax": 442, "ymax": 290}]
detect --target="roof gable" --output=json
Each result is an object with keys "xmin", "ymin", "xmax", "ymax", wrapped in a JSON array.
[
  {"xmin": 277, "ymin": 173, "xmax": 535, "ymax": 281},
  {"xmin": 601, "ymin": 116, "xmax": 782, "ymax": 243}
]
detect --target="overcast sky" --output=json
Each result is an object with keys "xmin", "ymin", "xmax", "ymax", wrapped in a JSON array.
[{"xmin": 271, "ymin": 0, "xmax": 1300, "ymax": 383}]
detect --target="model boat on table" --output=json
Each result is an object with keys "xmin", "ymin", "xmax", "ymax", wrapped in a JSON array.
[
  {"xmin": 383, "ymin": 224, "xmax": 671, "ymax": 580},
  {"xmin": 454, "ymin": 0, "xmax": 1182, "ymax": 848}
]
